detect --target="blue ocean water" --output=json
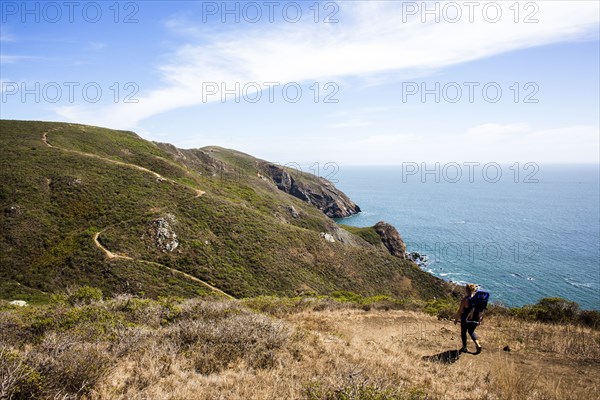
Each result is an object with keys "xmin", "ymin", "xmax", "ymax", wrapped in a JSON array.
[{"xmin": 333, "ymin": 165, "xmax": 600, "ymax": 310}]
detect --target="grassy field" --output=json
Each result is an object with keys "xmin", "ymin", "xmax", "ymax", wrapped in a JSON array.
[{"xmin": 1, "ymin": 292, "xmax": 598, "ymax": 400}]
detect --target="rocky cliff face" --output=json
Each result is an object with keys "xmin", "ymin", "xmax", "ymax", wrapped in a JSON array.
[
  {"xmin": 261, "ymin": 163, "xmax": 361, "ymax": 219},
  {"xmin": 154, "ymin": 144, "xmax": 361, "ymax": 219},
  {"xmin": 374, "ymin": 221, "xmax": 407, "ymax": 259}
]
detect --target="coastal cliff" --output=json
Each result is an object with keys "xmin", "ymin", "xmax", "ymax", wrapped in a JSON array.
[{"xmin": 260, "ymin": 162, "xmax": 361, "ymax": 219}]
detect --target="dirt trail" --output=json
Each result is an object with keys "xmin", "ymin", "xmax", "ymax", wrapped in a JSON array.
[
  {"xmin": 43, "ymin": 127, "xmax": 230, "ymax": 299},
  {"xmin": 42, "ymin": 128, "xmax": 205, "ymax": 197},
  {"xmin": 93, "ymin": 229, "xmax": 233, "ymax": 299},
  {"xmin": 92, "ymin": 231, "xmax": 132, "ymax": 260}
]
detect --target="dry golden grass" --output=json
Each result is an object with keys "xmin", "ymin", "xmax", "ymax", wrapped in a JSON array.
[{"xmin": 2, "ymin": 297, "xmax": 598, "ymax": 400}]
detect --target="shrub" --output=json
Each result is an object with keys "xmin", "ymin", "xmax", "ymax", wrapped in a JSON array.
[
  {"xmin": 0, "ymin": 348, "xmax": 43, "ymax": 399},
  {"xmin": 167, "ymin": 312, "xmax": 290, "ymax": 374},
  {"xmin": 527, "ymin": 297, "xmax": 579, "ymax": 324},
  {"xmin": 424, "ymin": 298, "xmax": 457, "ymax": 320},
  {"xmin": 579, "ymin": 309, "xmax": 600, "ymax": 329},
  {"xmin": 241, "ymin": 296, "xmax": 305, "ymax": 316},
  {"xmin": 331, "ymin": 291, "xmax": 364, "ymax": 303},
  {"xmin": 60, "ymin": 286, "xmax": 103, "ymax": 306},
  {"xmin": 28, "ymin": 332, "xmax": 113, "ymax": 397},
  {"xmin": 304, "ymin": 379, "xmax": 427, "ymax": 400}
]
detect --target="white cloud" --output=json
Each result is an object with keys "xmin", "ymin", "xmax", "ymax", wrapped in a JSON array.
[
  {"xmin": 328, "ymin": 120, "xmax": 372, "ymax": 129},
  {"xmin": 223, "ymin": 123, "xmax": 599, "ymax": 165},
  {"xmin": 54, "ymin": 1, "xmax": 600, "ymax": 128},
  {"xmin": 336, "ymin": 124, "xmax": 600, "ymax": 164},
  {"xmin": 88, "ymin": 42, "xmax": 106, "ymax": 51},
  {"xmin": 0, "ymin": 55, "xmax": 47, "ymax": 64}
]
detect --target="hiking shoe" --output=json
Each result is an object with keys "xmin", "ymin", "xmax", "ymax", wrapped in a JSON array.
[
  {"xmin": 475, "ymin": 345, "xmax": 482, "ymax": 354},
  {"xmin": 459, "ymin": 347, "xmax": 467, "ymax": 353}
]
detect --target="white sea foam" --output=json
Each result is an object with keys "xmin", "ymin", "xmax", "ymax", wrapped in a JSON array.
[{"xmin": 565, "ymin": 278, "xmax": 594, "ymax": 289}]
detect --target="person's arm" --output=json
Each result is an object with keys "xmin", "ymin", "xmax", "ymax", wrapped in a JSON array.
[{"xmin": 454, "ymin": 298, "xmax": 466, "ymax": 323}]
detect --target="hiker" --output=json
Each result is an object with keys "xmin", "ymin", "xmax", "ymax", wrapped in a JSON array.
[{"xmin": 454, "ymin": 283, "xmax": 483, "ymax": 354}]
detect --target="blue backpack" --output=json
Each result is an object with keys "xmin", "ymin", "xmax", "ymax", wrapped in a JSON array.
[{"xmin": 466, "ymin": 291, "xmax": 489, "ymax": 325}]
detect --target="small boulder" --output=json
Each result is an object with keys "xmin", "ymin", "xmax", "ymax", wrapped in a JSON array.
[
  {"xmin": 4, "ymin": 205, "xmax": 21, "ymax": 217},
  {"xmin": 288, "ymin": 205, "xmax": 300, "ymax": 218},
  {"xmin": 320, "ymin": 232, "xmax": 336, "ymax": 243},
  {"xmin": 9, "ymin": 300, "xmax": 28, "ymax": 307}
]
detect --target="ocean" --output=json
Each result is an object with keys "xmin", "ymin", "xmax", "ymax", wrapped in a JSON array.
[{"xmin": 333, "ymin": 164, "xmax": 600, "ymax": 310}]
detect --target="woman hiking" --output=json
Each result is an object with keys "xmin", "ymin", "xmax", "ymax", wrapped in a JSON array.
[{"xmin": 454, "ymin": 283, "xmax": 483, "ymax": 354}]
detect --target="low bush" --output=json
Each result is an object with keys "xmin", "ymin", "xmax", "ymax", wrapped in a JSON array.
[
  {"xmin": 509, "ymin": 297, "xmax": 600, "ymax": 329},
  {"xmin": 423, "ymin": 298, "xmax": 458, "ymax": 320}
]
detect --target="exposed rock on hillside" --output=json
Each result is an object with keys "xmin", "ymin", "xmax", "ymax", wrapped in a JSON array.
[
  {"xmin": 155, "ymin": 143, "xmax": 230, "ymax": 177},
  {"xmin": 374, "ymin": 221, "xmax": 407, "ymax": 259},
  {"xmin": 4, "ymin": 206, "xmax": 21, "ymax": 217},
  {"xmin": 288, "ymin": 205, "xmax": 300, "ymax": 218},
  {"xmin": 261, "ymin": 163, "xmax": 361, "ymax": 219},
  {"xmin": 320, "ymin": 232, "xmax": 336, "ymax": 243},
  {"xmin": 143, "ymin": 214, "xmax": 179, "ymax": 252},
  {"xmin": 155, "ymin": 144, "xmax": 361, "ymax": 219}
]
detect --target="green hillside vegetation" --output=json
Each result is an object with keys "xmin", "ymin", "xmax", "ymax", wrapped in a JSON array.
[
  {"xmin": 0, "ymin": 120, "xmax": 452, "ymax": 303},
  {"xmin": 339, "ymin": 225, "xmax": 382, "ymax": 246}
]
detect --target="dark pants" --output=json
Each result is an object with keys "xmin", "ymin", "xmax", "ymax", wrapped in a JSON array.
[{"xmin": 461, "ymin": 320, "xmax": 478, "ymax": 348}]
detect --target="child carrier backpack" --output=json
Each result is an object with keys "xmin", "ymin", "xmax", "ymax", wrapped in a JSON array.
[{"xmin": 466, "ymin": 291, "xmax": 489, "ymax": 325}]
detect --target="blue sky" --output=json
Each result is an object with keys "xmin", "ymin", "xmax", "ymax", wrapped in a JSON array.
[{"xmin": 1, "ymin": 1, "xmax": 599, "ymax": 165}]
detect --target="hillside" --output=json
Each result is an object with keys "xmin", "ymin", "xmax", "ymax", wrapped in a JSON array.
[{"xmin": 0, "ymin": 119, "xmax": 452, "ymax": 302}]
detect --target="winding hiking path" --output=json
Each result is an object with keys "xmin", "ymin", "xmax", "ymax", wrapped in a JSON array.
[
  {"xmin": 42, "ymin": 128, "xmax": 205, "ymax": 197},
  {"xmin": 43, "ymin": 127, "xmax": 232, "ymax": 299},
  {"xmin": 93, "ymin": 230, "xmax": 233, "ymax": 299}
]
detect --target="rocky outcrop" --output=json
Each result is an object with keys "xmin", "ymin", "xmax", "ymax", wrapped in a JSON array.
[
  {"xmin": 262, "ymin": 163, "xmax": 360, "ymax": 219},
  {"xmin": 154, "ymin": 143, "xmax": 230, "ymax": 177},
  {"xmin": 374, "ymin": 221, "xmax": 407, "ymax": 259},
  {"xmin": 144, "ymin": 214, "xmax": 179, "ymax": 252},
  {"xmin": 288, "ymin": 205, "xmax": 300, "ymax": 218},
  {"xmin": 319, "ymin": 232, "xmax": 336, "ymax": 243},
  {"xmin": 407, "ymin": 252, "xmax": 426, "ymax": 264}
]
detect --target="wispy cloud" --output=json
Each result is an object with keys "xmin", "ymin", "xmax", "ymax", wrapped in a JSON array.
[
  {"xmin": 0, "ymin": 54, "xmax": 49, "ymax": 64},
  {"xmin": 55, "ymin": 1, "xmax": 600, "ymax": 128},
  {"xmin": 328, "ymin": 106, "xmax": 397, "ymax": 129},
  {"xmin": 239, "ymin": 123, "xmax": 599, "ymax": 165},
  {"xmin": 0, "ymin": 33, "xmax": 16, "ymax": 42},
  {"xmin": 328, "ymin": 119, "xmax": 373, "ymax": 129},
  {"xmin": 88, "ymin": 42, "xmax": 106, "ymax": 51}
]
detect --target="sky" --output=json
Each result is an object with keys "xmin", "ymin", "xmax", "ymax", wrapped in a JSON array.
[{"xmin": 1, "ymin": 0, "xmax": 599, "ymax": 165}]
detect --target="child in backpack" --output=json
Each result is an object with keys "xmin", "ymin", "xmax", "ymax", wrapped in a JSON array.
[{"xmin": 454, "ymin": 283, "xmax": 483, "ymax": 354}]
